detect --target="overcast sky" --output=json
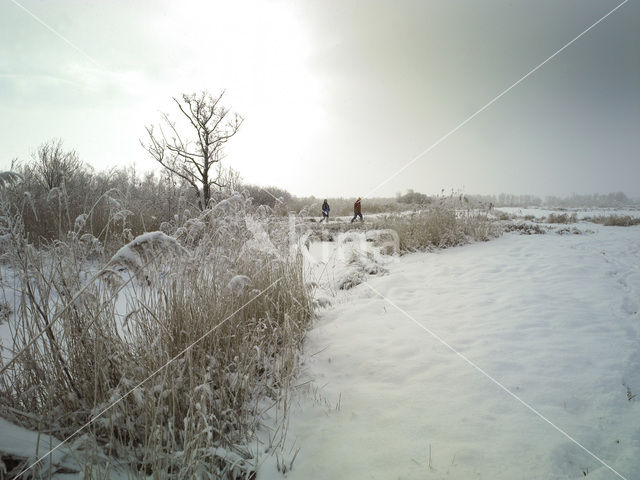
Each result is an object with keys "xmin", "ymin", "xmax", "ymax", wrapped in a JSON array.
[{"xmin": 1, "ymin": 0, "xmax": 638, "ymax": 198}]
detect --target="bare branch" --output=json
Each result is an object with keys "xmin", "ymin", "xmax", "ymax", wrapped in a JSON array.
[{"xmin": 142, "ymin": 90, "xmax": 243, "ymax": 209}]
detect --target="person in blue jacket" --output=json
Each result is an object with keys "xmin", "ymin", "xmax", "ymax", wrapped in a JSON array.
[{"xmin": 320, "ymin": 199, "xmax": 330, "ymax": 223}]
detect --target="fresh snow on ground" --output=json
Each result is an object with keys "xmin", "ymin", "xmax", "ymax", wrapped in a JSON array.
[
  {"xmin": 0, "ymin": 417, "xmax": 137, "ymax": 478},
  {"xmin": 2, "ymin": 212, "xmax": 640, "ymax": 479},
  {"xmin": 497, "ymin": 206, "xmax": 640, "ymax": 220},
  {"xmin": 260, "ymin": 221, "xmax": 640, "ymax": 479},
  {"xmin": 0, "ymin": 417, "xmax": 74, "ymax": 475}
]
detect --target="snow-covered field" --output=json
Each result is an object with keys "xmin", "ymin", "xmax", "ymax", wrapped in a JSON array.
[
  {"xmin": 497, "ymin": 206, "xmax": 640, "ymax": 220},
  {"xmin": 260, "ymin": 218, "xmax": 640, "ymax": 479},
  {"xmin": 2, "ymin": 210, "xmax": 640, "ymax": 479}
]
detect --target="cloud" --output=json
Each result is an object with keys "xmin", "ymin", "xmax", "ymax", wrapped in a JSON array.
[{"xmin": 1, "ymin": 0, "xmax": 638, "ymax": 196}]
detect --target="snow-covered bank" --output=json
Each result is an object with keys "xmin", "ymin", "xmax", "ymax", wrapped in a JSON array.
[
  {"xmin": 497, "ymin": 206, "xmax": 640, "ymax": 221},
  {"xmin": 260, "ymin": 223, "xmax": 640, "ymax": 479},
  {"xmin": 0, "ymin": 417, "xmax": 137, "ymax": 478},
  {"xmin": 0, "ymin": 196, "xmax": 313, "ymax": 479}
]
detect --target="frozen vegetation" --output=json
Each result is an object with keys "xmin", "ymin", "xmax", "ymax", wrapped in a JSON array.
[
  {"xmin": 0, "ymin": 190, "xmax": 313, "ymax": 478},
  {"xmin": 258, "ymin": 208, "xmax": 640, "ymax": 480},
  {"xmin": 1, "ymin": 177, "xmax": 639, "ymax": 479}
]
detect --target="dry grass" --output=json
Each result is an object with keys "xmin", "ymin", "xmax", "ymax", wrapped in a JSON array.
[
  {"xmin": 546, "ymin": 212, "xmax": 578, "ymax": 224},
  {"xmin": 504, "ymin": 223, "xmax": 546, "ymax": 235},
  {"xmin": 3, "ymin": 162, "xmax": 196, "ymax": 250},
  {"xmin": 373, "ymin": 197, "xmax": 499, "ymax": 252},
  {"xmin": 0, "ymin": 192, "xmax": 312, "ymax": 478},
  {"xmin": 584, "ymin": 215, "xmax": 640, "ymax": 227}
]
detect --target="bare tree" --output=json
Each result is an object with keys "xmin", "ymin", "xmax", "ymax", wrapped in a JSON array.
[
  {"xmin": 32, "ymin": 139, "xmax": 83, "ymax": 190},
  {"xmin": 142, "ymin": 91, "xmax": 243, "ymax": 209}
]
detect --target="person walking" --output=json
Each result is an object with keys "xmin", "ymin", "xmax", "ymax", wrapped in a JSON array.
[
  {"xmin": 320, "ymin": 199, "xmax": 330, "ymax": 223},
  {"xmin": 351, "ymin": 197, "xmax": 363, "ymax": 223}
]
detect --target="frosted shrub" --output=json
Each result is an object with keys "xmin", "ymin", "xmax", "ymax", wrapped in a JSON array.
[
  {"xmin": 0, "ymin": 192, "xmax": 312, "ymax": 478},
  {"xmin": 376, "ymin": 196, "xmax": 499, "ymax": 252},
  {"xmin": 3, "ymin": 160, "xmax": 193, "ymax": 247},
  {"xmin": 546, "ymin": 212, "xmax": 577, "ymax": 224},
  {"xmin": 585, "ymin": 215, "xmax": 640, "ymax": 227},
  {"xmin": 105, "ymin": 231, "xmax": 187, "ymax": 284}
]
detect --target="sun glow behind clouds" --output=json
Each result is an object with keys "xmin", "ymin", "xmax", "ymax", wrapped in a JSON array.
[
  {"xmin": 136, "ymin": 0, "xmax": 327, "ymax": 186},
  {"xmin": 1, "ymin": 0, "xmax": 326, "ymax": 187},
  {"xmin": 2, "ymin": 1, "xmax": 637, "ymax": 197}
]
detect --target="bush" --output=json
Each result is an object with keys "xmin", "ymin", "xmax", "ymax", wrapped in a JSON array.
[
  {"xmin": 546, "ymin": 212, "xmax": 577, "ymax": 224},
  {"xmin": 585, "ymin": 215, "xmax": 640, "ymax": 227},
  {"xmin": 396, "ymin": 189, "xmax": 432, "ymax": 205},
  {"xmin": 4, "ymin": 160, "xmax": 196, "ymax": 250},
  {"xmin": 504, "ymin": 223, "xmax": 546, "ymax": 235},
  {"xmin": 240, "ymin": 184, "xmax": 292, "ymax": 209},
  {"xmin": 374, "ymin": 197, "xmax": 499, "ymax": 252},
  {"xmin": 0, "ymin": 192, "xmax": 312, "ymax": 478}
]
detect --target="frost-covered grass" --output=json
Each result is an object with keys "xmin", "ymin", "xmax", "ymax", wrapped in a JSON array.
[
  {"xmin": 497, "ymin": 206, "xmax": 640, "ymax": 223},
  {"xmin": 0, "ymin": 193, "xmax": 312, "ymax": 478},
  {"xmin": 546, "ymin": 212, "xmax": 578, "ymax": 224},
  {"xmin": 261, "ymin": 219, "xmax": 640, "ymax": 480},
  {"xmin": 584, "ymin": 214, "xmax": 640, "ymax": 227},
  {"xmin": 373, "ymin": 197, "xmax": 499, "ymax": 252}
]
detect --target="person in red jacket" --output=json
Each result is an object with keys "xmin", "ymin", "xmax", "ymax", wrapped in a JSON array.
[{"xmin": 351, "ymin": 197, "xmax": 363, "ymax": 223}]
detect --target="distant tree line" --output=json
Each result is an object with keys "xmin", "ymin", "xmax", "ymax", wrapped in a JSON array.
[
  {"xmin": 469, "ymin": 193, "xmax": 543, "ymax": 207},
  {"xmin": 396, "ymin": 189, "xmax": 432, "ymax": 205},
  {"xmin": 470, "ymin": 192, "xmax": 634, "ymax": 208},
  {"xmin": 239, "ymin": 184, "xmax": 292, "ymax": 209},
  {"xmin": 543, "ymin": 192, "xmax": 632, "ymax": 208},
  {"xmin": 2, "ymin": 125, "xmax": 636, "ymax": 247}
]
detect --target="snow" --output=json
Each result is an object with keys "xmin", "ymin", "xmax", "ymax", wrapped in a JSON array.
[
  {"xmin": 74, "ymin": 213, "xmax": 88, "ymax": 230},
  {"xmin": 0, "ymin": 418, "xmax": 136, "ymax": 478},
  {"xmin": 0, "ymin": 417, "xmax": 74, "ymax": 475},
  {"xmin": 109, "ymin": 231, "xmax": 184, "ymax": 267},
  {"xmin": 2, "ymin": 212, "xmax": 640, "ymax": 478},
  {"xmin": 212, "ymin": 192, "xmax": 245, "ymax": 213},
  {"xmin": 497, "ymin": 206, "xmax": 640, "ymax": 220},
  {"xmin": 259, "ymin": 221, "xmax": 640, "ymax": 479},
  {"xmin": 304, "ymin": 229, "xmax": 397, "ymax": 299}
]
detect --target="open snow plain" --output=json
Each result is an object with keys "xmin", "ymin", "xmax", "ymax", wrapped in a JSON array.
[
  {"xmin": 1, "ymin": 211, "xmax": 639, "ymax": 479},
  {"xmin": 260, "ymin": 219, "xmax": 640, "ymax": 479}
]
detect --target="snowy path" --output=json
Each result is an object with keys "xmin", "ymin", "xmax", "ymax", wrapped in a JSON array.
[{"xmin": 260, "ymin": 225, "xmax": 640, "ymax": 479}]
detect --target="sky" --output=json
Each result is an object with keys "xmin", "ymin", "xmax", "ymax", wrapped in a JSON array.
[{"xmin": 0, "ymin": 0, "xmax": 638, "ymax": 199}]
